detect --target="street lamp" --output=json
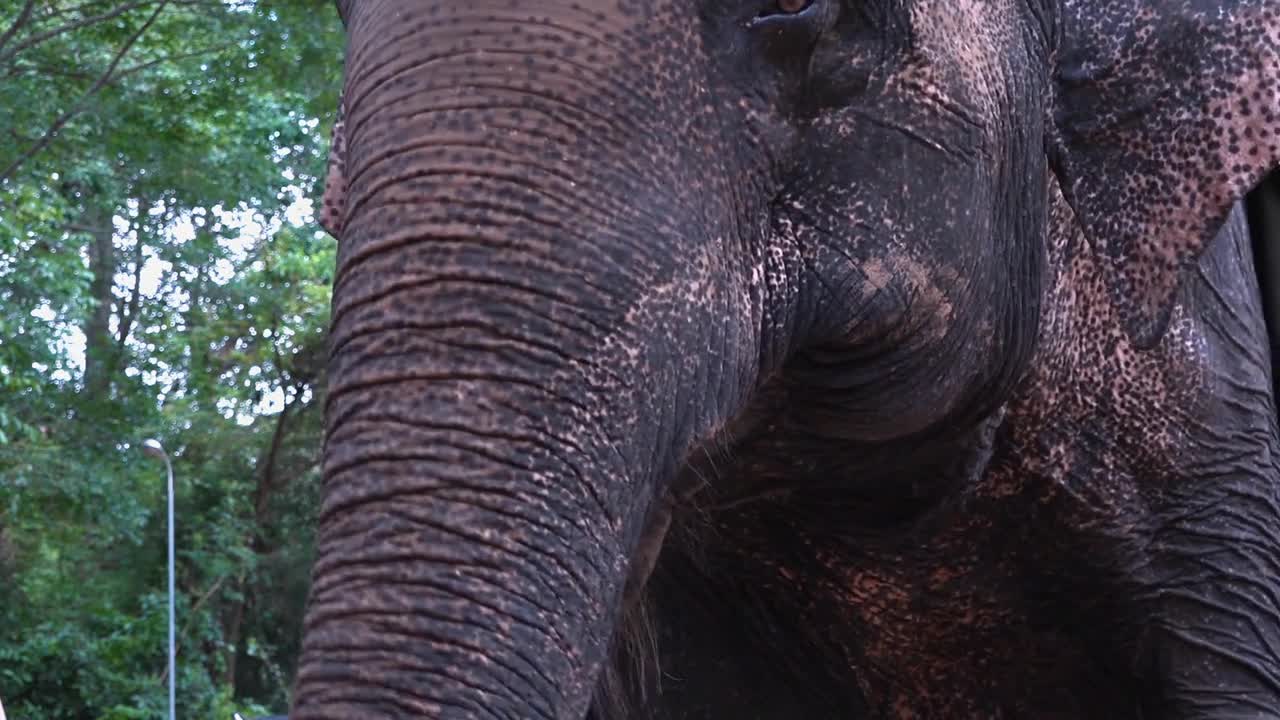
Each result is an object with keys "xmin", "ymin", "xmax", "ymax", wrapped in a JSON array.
[{"xmin": 141, "ymin": 438, "xmax": 176, "ymax": 720}]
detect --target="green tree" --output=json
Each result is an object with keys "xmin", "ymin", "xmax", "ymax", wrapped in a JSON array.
[{"xmin": 0, "ymin": 1, "xmax": 343, "ymax": 716}]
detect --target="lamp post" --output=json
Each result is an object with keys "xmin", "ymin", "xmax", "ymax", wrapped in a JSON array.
[{"xmin": 141, "ymin": 438, "xmax": 175, "ymax": 720}]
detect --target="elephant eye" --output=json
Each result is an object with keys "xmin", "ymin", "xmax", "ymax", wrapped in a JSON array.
[
  {"xmin": 746, "ymin": 0, "xmax": 830, "ymax": 56},
  {"xmin": 772, "ymin": 0, "xmax": 812, "ymax": 13},
  {"xmin": 752, "ymin": 0, "xmax": 821, "ymax": 24}
]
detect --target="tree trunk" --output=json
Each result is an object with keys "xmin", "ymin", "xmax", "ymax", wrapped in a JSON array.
[
  {"xmin": 81, "ymin": 199, "xmax": 115, "ymax": 404},
  {"xmin": 224, "ymin": 577, "xmax": 246, "ymax": 688}
]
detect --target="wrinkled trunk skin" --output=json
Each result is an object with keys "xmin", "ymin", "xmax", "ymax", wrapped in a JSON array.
[{"xmin": 293, "ymin": 2, "xmax": 765, "ymax": 718}]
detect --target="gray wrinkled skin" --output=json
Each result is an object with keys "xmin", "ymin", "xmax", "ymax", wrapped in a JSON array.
[{"xmin": 294, "ymin": 1, "xmax": 1280, "ymax": 718}]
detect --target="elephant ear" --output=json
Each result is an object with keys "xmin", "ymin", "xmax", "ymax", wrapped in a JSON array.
[
  {"xmin": 319, "ymin": 94, "xmax": 347, "ymax": 239},
  {"xmin": 1050, "ymin": 0, "xmax": 1280, "ymax": 347}
]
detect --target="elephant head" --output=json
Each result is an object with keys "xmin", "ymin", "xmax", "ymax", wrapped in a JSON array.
[{"xmin": 295, "ymin": 1, "xmax": 1280, "ymax": 718}]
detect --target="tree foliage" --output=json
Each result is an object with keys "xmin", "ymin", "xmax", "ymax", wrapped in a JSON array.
[{"xmin": 0, "ymin": 2, "xmax": 343, "ymax": 716}]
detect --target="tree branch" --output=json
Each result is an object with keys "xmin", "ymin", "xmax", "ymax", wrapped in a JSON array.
[
  {"xmin": 0, "ymin": 0, "xmax": 36, "ymax": 57},
  {"xmin": 111, "ymin": 39, "xmax": 241, "ymax": 80},
  {"xmin": 13, "ymin": 38, "xmax": 244, "ymax": 83},
  {"xmin": 0, "ymin": 0, "xmax": 153, "ymax": 65},
  {"xmin": 253, "ymin": 392, "xmax": 296, "ymax": 521},
  {"xmin": 39, "ymin": 0, "xmax": 224, "ymax": 25},
  {"xmin": 158, "ymin": 571, "xmax": 232, "ymax": 685},
  {"xmin": 0, "ymin": 0, "xmax": 169, "ymax": 183},
  {"xmin": 61, "ymin": 221, "xmax": 112, "ymax": 234}
]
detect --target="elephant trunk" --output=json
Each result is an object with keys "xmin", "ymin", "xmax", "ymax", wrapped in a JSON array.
[
  {"xmin": 294, "ymin": 367, "xmax": 658, "ymax": 719},
  {"xmin": 294, "ymin": 3, "xmax": 765, "ymax": 718}
]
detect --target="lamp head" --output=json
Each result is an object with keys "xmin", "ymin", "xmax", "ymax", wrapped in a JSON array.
[{"xmin": 141, "ymin": 438, "xmax": 167, "ymax": 460}]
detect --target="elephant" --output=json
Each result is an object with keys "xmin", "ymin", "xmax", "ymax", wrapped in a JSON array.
[{"xmin": 293, "ymin": 0, "xmax": 1280, "ymax": 718}]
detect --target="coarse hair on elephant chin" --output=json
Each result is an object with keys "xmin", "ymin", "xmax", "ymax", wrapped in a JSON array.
[
  {"xmin": 591, "ymin": 419, "xmax": 746, "ymax": 719},
  {"xmin": 593, "ymin": 591, "xmax": 662, "ymax": 719}
]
